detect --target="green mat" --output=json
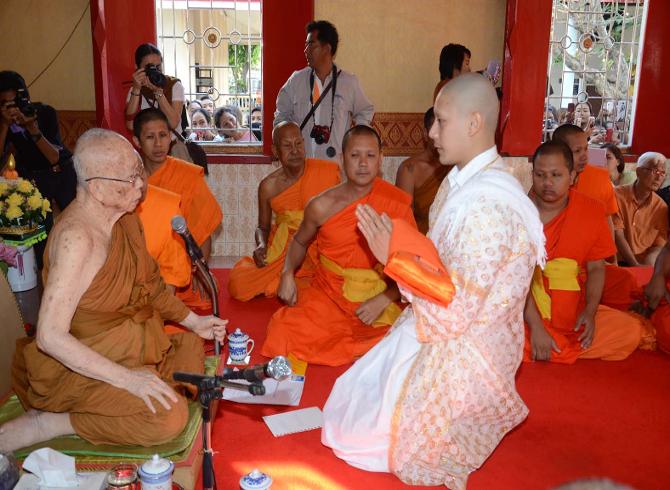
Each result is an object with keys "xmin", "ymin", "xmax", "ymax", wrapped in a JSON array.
[{"xmin": 1, "ymin": 356, "xmax": 219, "ymax": 461}]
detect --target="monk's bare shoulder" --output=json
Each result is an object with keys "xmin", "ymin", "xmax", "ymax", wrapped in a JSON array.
[
  {"xmin": 47, "ymin": 212, "xmax": 107, "ymax": 280},
  {"xmin": 258, "ymin": 168, "xmax": 287, "ymax": 201},
  {"xmin": 305, "ymin": 183, "xmax": 357, "ymax": 227}
]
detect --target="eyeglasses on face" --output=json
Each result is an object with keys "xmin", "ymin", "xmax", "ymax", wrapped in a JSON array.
[
  {"xmin": 639, "ymin": 167, "xmax": 666, "ymax": 177},
  {"xmin": 85, "ymin": 171, "xmax": 144, "ymax": 185}
]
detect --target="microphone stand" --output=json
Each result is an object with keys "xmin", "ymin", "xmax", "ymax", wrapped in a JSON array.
[
  {"xmin": 191, "ymin": 255, "xmax": 222, "ymax": 356},
  {"xmin": 192, "ymin": 375, "xmax": 265, "ymax": 490}
]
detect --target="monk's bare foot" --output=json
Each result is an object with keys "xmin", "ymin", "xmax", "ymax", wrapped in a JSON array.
[{"xmin": 0, "ymin": 410, "xmax": 74, "ymax": 453}]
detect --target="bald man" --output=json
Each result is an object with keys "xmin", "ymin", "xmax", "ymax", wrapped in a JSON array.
[
  {"xmin": 228, "ymin": 122, "xmax": 340, "ymax": 301},
  {"xmin": 1, "ymin": 129, "xmax": 227, "ymax": 452},
  {"xmin": 322, "ymin": 74, "xmax": 545, "ymax": 489}
]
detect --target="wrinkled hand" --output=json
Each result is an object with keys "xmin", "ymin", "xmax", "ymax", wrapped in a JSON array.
[
  {"xmin": 253, "ymin": 245, "xmax": 267, "ymax": 268},
  {"xmin": 190, "ymin": 315, "xmax": 228, "ymax": 344},
  {"xmin": 530, "ymin": 325, "xmax": 561, "ymax": 361},
  {"xmin": 278, "ymin": 272, "xmax": 298, "ymax": 306},
  {"xmin": 123, "ymin": 368, "xmax": 179, "ymax": 414},
  {"xmin": 355, "ymin": 293, "xmax": 391, "ymax": 325},
  {"xmin": 645, "ymin": 275, "xmax": 670, "ymax": 310},
  {"xmin": 574, "ymin": 309, "xmax": 596, "ymax": 349},
  {"xmin": 356, "ymin": 204, "xmax": 393, "ymax": 265}
]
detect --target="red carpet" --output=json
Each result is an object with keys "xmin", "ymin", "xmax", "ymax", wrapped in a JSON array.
[{"xmin": 200, "ymin": 269, "xmax": 669, "ymax": 490}]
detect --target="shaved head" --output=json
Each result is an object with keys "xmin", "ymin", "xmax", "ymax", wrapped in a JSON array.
[
  {"xmin": 429, "ymin": 73, "xmax": 499, "ymax": 166},
  {"xmin": 272, "ymin": 121, "xmax": 301, "ymax": 146},
  {"xmin": 74, "ymin": 128, "xmax": 139, "ymax": 187},
  {"xmin": 438, "ymin": 72, "xmax": 499, "ymax": 138}
]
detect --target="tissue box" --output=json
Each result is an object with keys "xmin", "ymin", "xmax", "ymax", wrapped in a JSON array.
[{"xmin": 14, "ymin": 471, "xmax": 107, "ymax": 490}]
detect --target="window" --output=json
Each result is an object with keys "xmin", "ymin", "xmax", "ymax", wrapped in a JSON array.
[
  {"xmin": 156, "ymin": 0, "xmax": 263, "ymax": 150},
  {"xmin": 544, "ymin": 0, "xmax": 648, "ymax": 146}
]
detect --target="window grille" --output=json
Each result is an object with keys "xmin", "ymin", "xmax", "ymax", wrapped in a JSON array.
[
  {"xmin": 544, "ymin": 0, "xmax": 648, "ymax": 147},
  {"xmin": 155, "ymin": 0, "xmax": 263, "ymax": 146}
]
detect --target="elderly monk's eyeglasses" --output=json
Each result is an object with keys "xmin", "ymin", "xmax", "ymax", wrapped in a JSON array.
[{"xmin": 85, "ymin": 170, "xmax": 144, "ymax": 185}]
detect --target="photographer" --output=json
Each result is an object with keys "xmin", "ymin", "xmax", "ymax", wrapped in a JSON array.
[
  {"xmin": 125, "ymin": 43, "xmax": 185, "ymax": 138},
  {"xmin": 274, "ymin": 20, "xmax": 373, "ymax": 163},
  {"xmin": 0, "ymin": 70, "xmax": 76, "ymax": 212}
]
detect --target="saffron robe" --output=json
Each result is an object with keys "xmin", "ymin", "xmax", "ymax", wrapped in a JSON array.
[
  {"xmin": 523, "ymin": 190, "xmax": 646, "ymax": 364},
  {"xmin": 147, "ymin": 156, "xmax": 223, "ymax": 309},
  {"xmin": 573, "ymin": 164, "xmax": 639, "ymax": 309},
  {"xmin": 413, "ymin": 165, "xmax": 450, "ymax": 234},
  {"xmin": 228, "ymin": 159, "xmax": 340, "ymax": 301},
  {"xmin": 322, "ymin": 149, "xmax": 546, "ymax": 489},
  {"xmin": 261, "ymin": 178, "xmax": 416, "ymax": 366},
  {"xmin": 137, "ymin": 185, "xmax": 191, "ymax": 288},
  {"xmin": 11, "ymin": 214, "xmax": 204, "ymax": 446}
]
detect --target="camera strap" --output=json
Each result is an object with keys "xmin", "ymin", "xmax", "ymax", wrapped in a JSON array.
[{"xmin": 299, "ymin": 65, "xmax": 340, "ymax": 131}]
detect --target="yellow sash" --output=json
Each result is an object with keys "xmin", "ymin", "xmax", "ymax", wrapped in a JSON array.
[
  {"xmin": 319, "ymin": 254, "xmax": 402, "ymax": 327},
  {"xmin": 265, "ymin": 210, "xmax": 304, "ymax": 264},
  {"xmin": 530, "ymin": 258, "xmax": 581, "ymax": 320}
]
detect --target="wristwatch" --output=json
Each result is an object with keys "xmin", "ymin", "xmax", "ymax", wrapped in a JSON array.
[{"xmin": 30, "ymin": 131, "xmax": 43, "ymax": 143}]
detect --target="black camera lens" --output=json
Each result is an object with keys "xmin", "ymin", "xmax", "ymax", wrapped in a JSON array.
[
  {"xmin": 14, "ymin": 89, "xmax": 36, "ymax": 118},
  {"xmin": 144, "ymin": 64, "xmax": 167, "ymax": 88}
]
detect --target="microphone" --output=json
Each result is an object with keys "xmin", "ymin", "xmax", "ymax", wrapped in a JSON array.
[
  {"xmin": 222, "ymin": 356, "xmax": 293, "ymax": 383},
  {"xmin": 171, "ymin": 215, "xmax": 204, "ymax": 261},
  {"xmin": 172, "ymin": 371, "xmax": 267, "ymax": 396}
]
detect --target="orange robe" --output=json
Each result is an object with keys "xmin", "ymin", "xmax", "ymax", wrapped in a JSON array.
[
  {"xmin": 147, "ymin": 156, "xmax": 223, "ymax": 309},
  {"xmin": 11, "ymin": 214, "xmax": 204, "ymax": 446},
  {"xmin": 137, "ymin": 185, "xmax": 191, "ymax": 288},
  {"xmin": 261, "ymin": 178, "xmax": 416, "ymax": 366},
  {"xmin": 523, "ymin": 190, "xmax": 646, "ymax": 363},
  {"xmin": 413, "ymin": 165, "xmax": 450, "ymax": 234},
  {"xmin": 651, "ymin": 278, "xmax": 670, "ymax": 354},
  {"xmin": 228, "ymin": 159, "xmax": 340, "ymax": 301},
  {"xmin": 574, "ymin": 164, "xmax": 640, "ymax": 309}
]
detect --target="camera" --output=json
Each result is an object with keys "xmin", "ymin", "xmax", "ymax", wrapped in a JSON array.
[
  {"xmin": 310, "ymin": 124, "xmax": 331, "ymax": 145},
  {"xmin": 144, "ymin": 64, "xmax": 166, "ymax": 88},
  {"xmin": 13, "ymin": 88, "xmax": 36, "ymax": 118}
]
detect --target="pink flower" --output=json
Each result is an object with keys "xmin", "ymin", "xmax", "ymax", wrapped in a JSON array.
[{"xmin": 0, "ymin": 242, "xmax": 18, "ymax": 267}]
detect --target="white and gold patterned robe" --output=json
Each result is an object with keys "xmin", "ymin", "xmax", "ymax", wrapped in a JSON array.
[{"xmin": 322, "ymin": 147, "xmax": 545, "ymax": 489}]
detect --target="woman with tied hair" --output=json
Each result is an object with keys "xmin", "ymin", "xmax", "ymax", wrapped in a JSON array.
[
  {"xmin": 601, "ymin": 143, "xmax": 628, "ymax": 186},
  {"xmin": 214, "ymin": 105, "xmax": 258, "ymax": 143}
]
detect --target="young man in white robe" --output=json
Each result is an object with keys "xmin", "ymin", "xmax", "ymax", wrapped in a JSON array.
[{"xmin": 321, "ymin": 73, "xmax": 546, "ymax": 489}]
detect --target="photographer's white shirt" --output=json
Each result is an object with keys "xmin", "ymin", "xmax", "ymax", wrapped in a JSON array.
[{"xmin": 126, "ymin": 81, "xmax": 185, "ymax": 136}]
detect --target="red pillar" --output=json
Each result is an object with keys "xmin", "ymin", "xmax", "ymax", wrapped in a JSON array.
[
  {"xmin": 90, "ymin": 0, "xmax": 156, "ymax": 134},
  {"xmin": 261, "ymin": 0, "xmax": 314, "ymax": 155},
  {"xmin": 499, "ymin": 0, "xmax": 553, "ymax": 156},
  {"xmin": 630, "ymin": 0, "xmax": 670, "ymax": 156}
]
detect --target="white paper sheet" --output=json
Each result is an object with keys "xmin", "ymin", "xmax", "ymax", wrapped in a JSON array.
[{"xmin": 262, "ymin": 407, "xmax": 323, "ymax": 437}]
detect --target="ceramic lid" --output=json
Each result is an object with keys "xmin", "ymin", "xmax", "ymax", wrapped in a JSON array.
[
  {"xmin": 239, "ymin": 468, "xmax": 272, "ymax": 490},
  {"xmin": 228, "ymin": 328, "xmax": 248, "ymax": 341},
  {"xmin": 140, "ymin": 455, "xmax": 172, "ymax": 476}
]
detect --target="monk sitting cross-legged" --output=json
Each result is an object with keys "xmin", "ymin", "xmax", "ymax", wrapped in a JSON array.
[
  {"xmin": 523, "ymin": 140, "xmax": 650, "ymax": 364},
  {"xmin": 0, "ymin": 129, "xmax": 227, "ymax": 453},
  {"xmin": 133, "ymin": 108, "xmax": 223, "ymax": 310},
  {"xmin": 552, "ymin": 123, "xmax": 638, "ymax": 311},
  {"xmin": 395, "ymin": 107, "xmax": 450, "ymax": 234},
  {"xmin": 228, "ymin": 121, "xmax": 340, "ymax": 301},
  {"xmin": 261, "ymin": 125, "xmax": 416, "ymax": 366}
]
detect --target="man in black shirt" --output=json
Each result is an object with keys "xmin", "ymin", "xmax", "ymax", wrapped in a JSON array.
[{"xmin": 0, "ymin": 71, "xmax": 76, "ymax": 212}]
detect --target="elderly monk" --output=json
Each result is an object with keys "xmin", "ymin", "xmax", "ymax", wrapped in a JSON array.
[
  {"xmin": 261, "ymin": 125, "xmax": 416, "ymax": 366},
  {"xmin": 552, "ymin": 123, "xmax": 638, "ymax": 311},
  {"xmin": 523, "ymin": 140, "xmax": 648, "ymax": 364},
  {"xmin": 395, "ymin": 107, "xmax": 450, "ymax": 234},
  {"xmin": 0, "ymin": 129, "xmax": 227, "ymax": 453},
  {"xmin": 613, "ymin": 152, "xmax": 668, "ymax": 266},
  {"xmin": 323, "ymin": 74, "xmax": 545, "ymax": 489},
  {"xmin": 228, "ymin": 122, "xmax": 340, "ymax": 301},
  {"xmin": 133, "ymin": 108, "xmax": 223, "ymax": 310},
  {"xmin": 646, "ymin": 242, "xmax": 670, "ymax": 353}
]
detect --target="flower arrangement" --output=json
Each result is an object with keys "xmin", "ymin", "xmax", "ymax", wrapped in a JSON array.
[{"xmin": 0, "ymin": 178, "xmax": 51, "ymax": 234}]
